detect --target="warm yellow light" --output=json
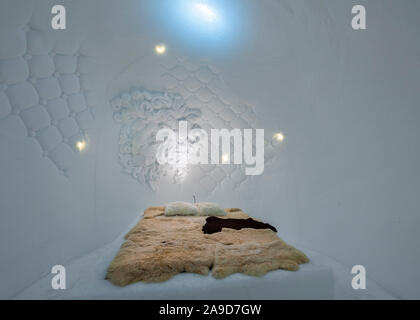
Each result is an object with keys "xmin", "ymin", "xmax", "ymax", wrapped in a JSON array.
[
  {"xmin": 273, "ymin": 132, "xmax": 285, "ymax": 142},
  {"xmin": 76, "ymin": 140, "xmax": 87, "ymax": 152},
  {"xmin": 155, "ymin": 44, "xmax": 166, "ymax": 55},
  {"xmin": 222, "ymin": 153, "xmax": 230, "ymax": 164}
]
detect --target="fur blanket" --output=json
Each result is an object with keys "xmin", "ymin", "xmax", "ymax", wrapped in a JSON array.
[{"xmin": 107, "ymin": 207, "xmax": 309, "ymax": 286}]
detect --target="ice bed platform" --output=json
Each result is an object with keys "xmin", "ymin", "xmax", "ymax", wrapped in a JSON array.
[{"xmin": 15, "ymin": 233, "xmax": 334, "ymax": 300}]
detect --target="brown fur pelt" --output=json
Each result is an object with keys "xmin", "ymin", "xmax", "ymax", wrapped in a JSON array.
[
  {"xmin": 107, "ymin": 207, "xmax": 309, "ymax": 286},
  {"xmin": 202, "ymin": 216, "xmax": 278, "ymax": 234}
]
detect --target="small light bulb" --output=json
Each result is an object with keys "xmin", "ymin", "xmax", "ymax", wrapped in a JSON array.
[
  {"xmin": 155, "ymin": 44, "xmax": 166, "ymax": 55},
  {"xmin": 76, "ymin": 140, "xmax": 86, "ymax": 152},
  {"xmin": 222, "ymin": 153, "xmax": 230, "ymax": 164},
  {"xmin": 273, "ymin": 132, "xmax": 285, "ymax": 142}
]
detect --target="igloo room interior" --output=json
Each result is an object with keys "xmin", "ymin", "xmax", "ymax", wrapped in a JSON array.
[{"xmin": 0, "ymin": 0, "xmax": 419, "ymax": 300}]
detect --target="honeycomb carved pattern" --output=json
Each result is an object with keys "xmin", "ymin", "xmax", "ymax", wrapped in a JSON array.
[
  {"xmin": 111, "ymin": 57, "xmax": 280, "ymax": 194},
  {"xmin": 0, "ymin": 23, "xmax": 96, "ymax": 177}
]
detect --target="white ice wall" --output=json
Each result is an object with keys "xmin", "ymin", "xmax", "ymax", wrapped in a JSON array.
[
  {"xmin": 230, "ymin": 0, "xmax": 420, "ymax": 299},
  {"xmin": 0, "ymin": 0, "xmax": 419, "ymax": 299},
  {"xmin": 290, "ymin": 1, "xmax": 420, "ymax": 299}
]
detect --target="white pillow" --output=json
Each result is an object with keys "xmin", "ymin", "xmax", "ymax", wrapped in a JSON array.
[
  {"xmin": 195, "ymin": 202, "xmax": 226, "ymax": 216},
  {"xmin": 164, "ymin": 201, "xmax": 199, "ymax": 216}
]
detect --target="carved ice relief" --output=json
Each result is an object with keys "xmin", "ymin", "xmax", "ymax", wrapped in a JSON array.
[{"xmin": 111, "ymin": 90, "xmax": 203, "ymax": 190}]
